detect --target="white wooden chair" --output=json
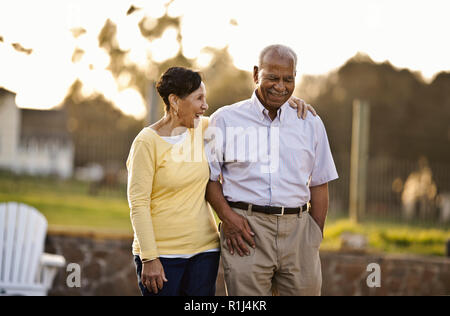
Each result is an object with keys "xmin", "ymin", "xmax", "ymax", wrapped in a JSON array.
[{"xmin": 0, "ymin": 202, "xmax": 66, "ymax": 296}]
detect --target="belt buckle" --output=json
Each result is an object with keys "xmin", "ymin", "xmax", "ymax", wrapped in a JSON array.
[{"xmin": 275, "ymin": 206, "xmax": 285, "ymax": 216}]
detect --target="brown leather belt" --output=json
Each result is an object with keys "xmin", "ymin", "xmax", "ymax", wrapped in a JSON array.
[{"xmin": 227, "ymin": 201, "xmax": 308, "ymax": 216}]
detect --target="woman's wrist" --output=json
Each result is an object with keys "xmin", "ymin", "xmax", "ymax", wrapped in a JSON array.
[{"xmin": 142, "ymin": 257, "xmax": 158, "ymax": 264}]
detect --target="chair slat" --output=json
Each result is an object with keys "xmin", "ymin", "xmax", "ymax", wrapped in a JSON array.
[
  {"xmin": 3, "ymin": 202, "xmax": 18, "ymax": 283},
  {"xmin": 19, "ymin": 208, "xmax": 37, "ymax": 284},
  {"xmin": 26, "ymin": 212, "xmax": 47, "ymax": 284},
  {"xmin": 11, "ymin": 204, "xmax": 30, "ymax": 283},
  {"xmin": 0, "ymin": 204, "xmax": 7, "ymax": 283}
]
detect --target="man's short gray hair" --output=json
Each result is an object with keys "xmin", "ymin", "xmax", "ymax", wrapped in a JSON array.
[{"xmin": 258, "ymin": 44, "xmax": 298, "ymax": 69}]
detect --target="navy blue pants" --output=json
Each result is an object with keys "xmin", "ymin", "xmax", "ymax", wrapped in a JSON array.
[{"xmin": 134, "ymin": 252, "xmax": 220, "ymax": 296}]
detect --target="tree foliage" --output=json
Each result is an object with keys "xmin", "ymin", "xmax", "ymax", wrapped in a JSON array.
[
  {"xmin": 64, "ymin": 80, "xmax": 144, "ymax": 168},
  {"xmin": 296, "ymin": 53, "xmax": 450, "ymax": 164},
  {"xmin": 5, "ymin": 4, "xmax": 449, "ymax": 170},
  {"xmin": 201, "ymin": 47, "xmax": 254, "ymax": 115}
]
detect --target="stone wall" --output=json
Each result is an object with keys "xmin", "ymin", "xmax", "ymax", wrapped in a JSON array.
[
  {"xmin": 320, "ymin": 252, "xmax": 450, "ymax": 296},
  {"xmin": 45, "ymin": 233, "xmax": 450, "ymax": 296},
  {"xmin": 46, "ymin": 232, "xmax": 140, "ymax": 296}
]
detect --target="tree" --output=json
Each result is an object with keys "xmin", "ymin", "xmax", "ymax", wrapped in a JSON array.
[
  {"xmin": 296, "ymin": 53, "xmax": 450, "ymax": 165},
  {"xmin": 64, "ymin": 80, "xmax": 144, "ymax": 168},
  {"xmin": 200, "ymin": 47, "xmax": 254, "ymax": 115}
]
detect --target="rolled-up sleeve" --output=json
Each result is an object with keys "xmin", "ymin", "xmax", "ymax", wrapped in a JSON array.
[
  {"xmin": 126, "ymin": 139, "xmax": 159, "ymax": 261},
  {"xmin": 205, "ymin": 112, "xmax": 226, "ymax": 181},
  {"xmin": 310, "ymin": 117, "xmax": 339, "ymax": 187}
]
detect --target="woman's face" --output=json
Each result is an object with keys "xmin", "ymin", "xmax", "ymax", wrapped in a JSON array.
[{"xmin": 176, "ymin": 82, "xmax": 208, "ymax": 128}]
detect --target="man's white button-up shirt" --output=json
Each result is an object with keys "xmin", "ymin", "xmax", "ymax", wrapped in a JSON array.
[{"xmin": 206, "ymin": 92, "xmax": 338, "ymax": 208}]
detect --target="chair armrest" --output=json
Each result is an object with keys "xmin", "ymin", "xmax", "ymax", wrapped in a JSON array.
[
  {"xmin": 38, "ymin": 253, "xmax": 66, "ymax": 291},
  {"xmin": 40, "ymin": 253, "xmax": 66, "ymax": 268}
]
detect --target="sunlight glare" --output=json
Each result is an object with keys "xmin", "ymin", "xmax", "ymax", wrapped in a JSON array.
[
  {"xmin": 0, "ymin": 0, "xmax": 449, "ymax": 119},
  {"xmin": 114, "ymin": 88, "xmax": 147, "ymax": 119},
  {"xmin": 148, "ymin": 27, "xmax": 180, "ymax": 63}
]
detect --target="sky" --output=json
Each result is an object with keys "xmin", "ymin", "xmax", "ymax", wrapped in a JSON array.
[{"xmin": 0, "ymin": 0, "xmax": 449, "ymax": 118}]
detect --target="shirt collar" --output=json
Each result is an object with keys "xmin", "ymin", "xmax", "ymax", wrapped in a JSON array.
[{"xmin": 251, "ymin": 90, "xmax": 288, "ymax": 123}]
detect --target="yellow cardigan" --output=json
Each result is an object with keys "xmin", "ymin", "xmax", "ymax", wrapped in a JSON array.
[{"xmin": 126, "ymin": 118, "xmax": 219, "ymax": 261}]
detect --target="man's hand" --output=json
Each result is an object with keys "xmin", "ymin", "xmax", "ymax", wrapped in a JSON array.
[
  {"xmin": 288, "ymin": 96, "xmax": 317, "ymax": 119},
  {"xmin": 206, "ymin": 180, "xmax": 256, "ymax": 257},
  {"xmin": 221, "ymin": 210, "xmax": 255, "ymax": 257},
  {"xmin": 142, "ymin": 258, "xmax": 168, "ymax": 294}
]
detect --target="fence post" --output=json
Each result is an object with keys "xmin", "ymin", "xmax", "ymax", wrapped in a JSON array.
[
  {"xmin": 146, "ymin": 81, "xmax": 160, "ymax": 125},
  {"xmin": 349, "ymin": 99, "xmax": 370, "ymax": 223}
]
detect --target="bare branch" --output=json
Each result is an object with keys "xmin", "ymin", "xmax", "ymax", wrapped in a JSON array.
[{"xmin": 12, "ymin": 43, "xmax": 33, "ymax": 55}]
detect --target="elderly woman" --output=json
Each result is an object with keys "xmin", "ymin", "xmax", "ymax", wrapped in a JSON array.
[{"xmin": 127, "ymin": 67, "xmax": 314, "ymax": 296}]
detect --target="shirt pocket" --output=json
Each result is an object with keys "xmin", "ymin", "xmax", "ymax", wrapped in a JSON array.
[{"xmin": 282, "ymin": 145, "xmax": 314, "ymax": 175}]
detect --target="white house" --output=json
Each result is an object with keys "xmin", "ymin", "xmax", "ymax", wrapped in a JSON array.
[{"xmin": 0, "ymin": 88, "xmax": 74, "ymax": 179}]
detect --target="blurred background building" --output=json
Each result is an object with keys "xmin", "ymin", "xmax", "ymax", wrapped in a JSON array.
[{"xmin": 0, "ymin": 88, "xmax": 74, "ymax": 178}]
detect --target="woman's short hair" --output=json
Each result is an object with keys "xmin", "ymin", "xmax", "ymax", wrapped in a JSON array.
[{"xmin": 156, "ymin": 67, "xmax": 202, "ymax": 112}]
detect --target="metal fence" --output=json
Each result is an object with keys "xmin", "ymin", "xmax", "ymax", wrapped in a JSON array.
[
  {"xmin": 2, "ymin": 142, "xmax": 450, "ymax": 228},
  {"xmin": 329, "ymin": 154, "xmax": 450, "ymax": 227}
]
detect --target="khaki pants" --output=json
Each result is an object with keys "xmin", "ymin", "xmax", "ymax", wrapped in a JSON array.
[{"xmin": 220, "ymin": 207, "xmax": 323, "ymax": 296}]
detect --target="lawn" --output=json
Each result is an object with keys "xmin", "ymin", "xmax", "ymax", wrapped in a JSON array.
[
  {"xmin": 1, "ymin": 173, "xmax": 449, "ymax": 256},
  {"xmin": 0, "ymin": 172, "xmax": 132, "ymax": 235},
  {"xmin": 321, "ymin": 216, "xmax": 450, "ymax": 257}
]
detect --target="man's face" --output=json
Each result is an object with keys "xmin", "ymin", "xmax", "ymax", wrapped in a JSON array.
[{"xmin": 253, "ymin": 53, "xmax": 296, "ymax": 110}]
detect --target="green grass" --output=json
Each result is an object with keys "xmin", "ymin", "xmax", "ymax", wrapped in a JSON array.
[
  {"xmin": 0, "ymin": 172, "xmax": 132, "ymax": 234},
  {"xmin": 321, "ymin": 217, "xmax": 450, "ymax": 257},
  {"xmin": 1, "ymin": 173, "xmax": 449, "ymax": 256}
]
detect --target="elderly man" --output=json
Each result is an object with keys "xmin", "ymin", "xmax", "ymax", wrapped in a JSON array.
[{"xmin": 205, "ymin": 44, "xmax": 338, "ymax": 296}]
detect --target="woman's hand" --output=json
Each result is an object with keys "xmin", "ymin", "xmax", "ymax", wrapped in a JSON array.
[
  {"xmin": 142, "ymin": 258, "xmax": 168, "ymax": 294},
  {"xmin": 288, "ymin": 96, "xmax": 317, "ymax": 119}
]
